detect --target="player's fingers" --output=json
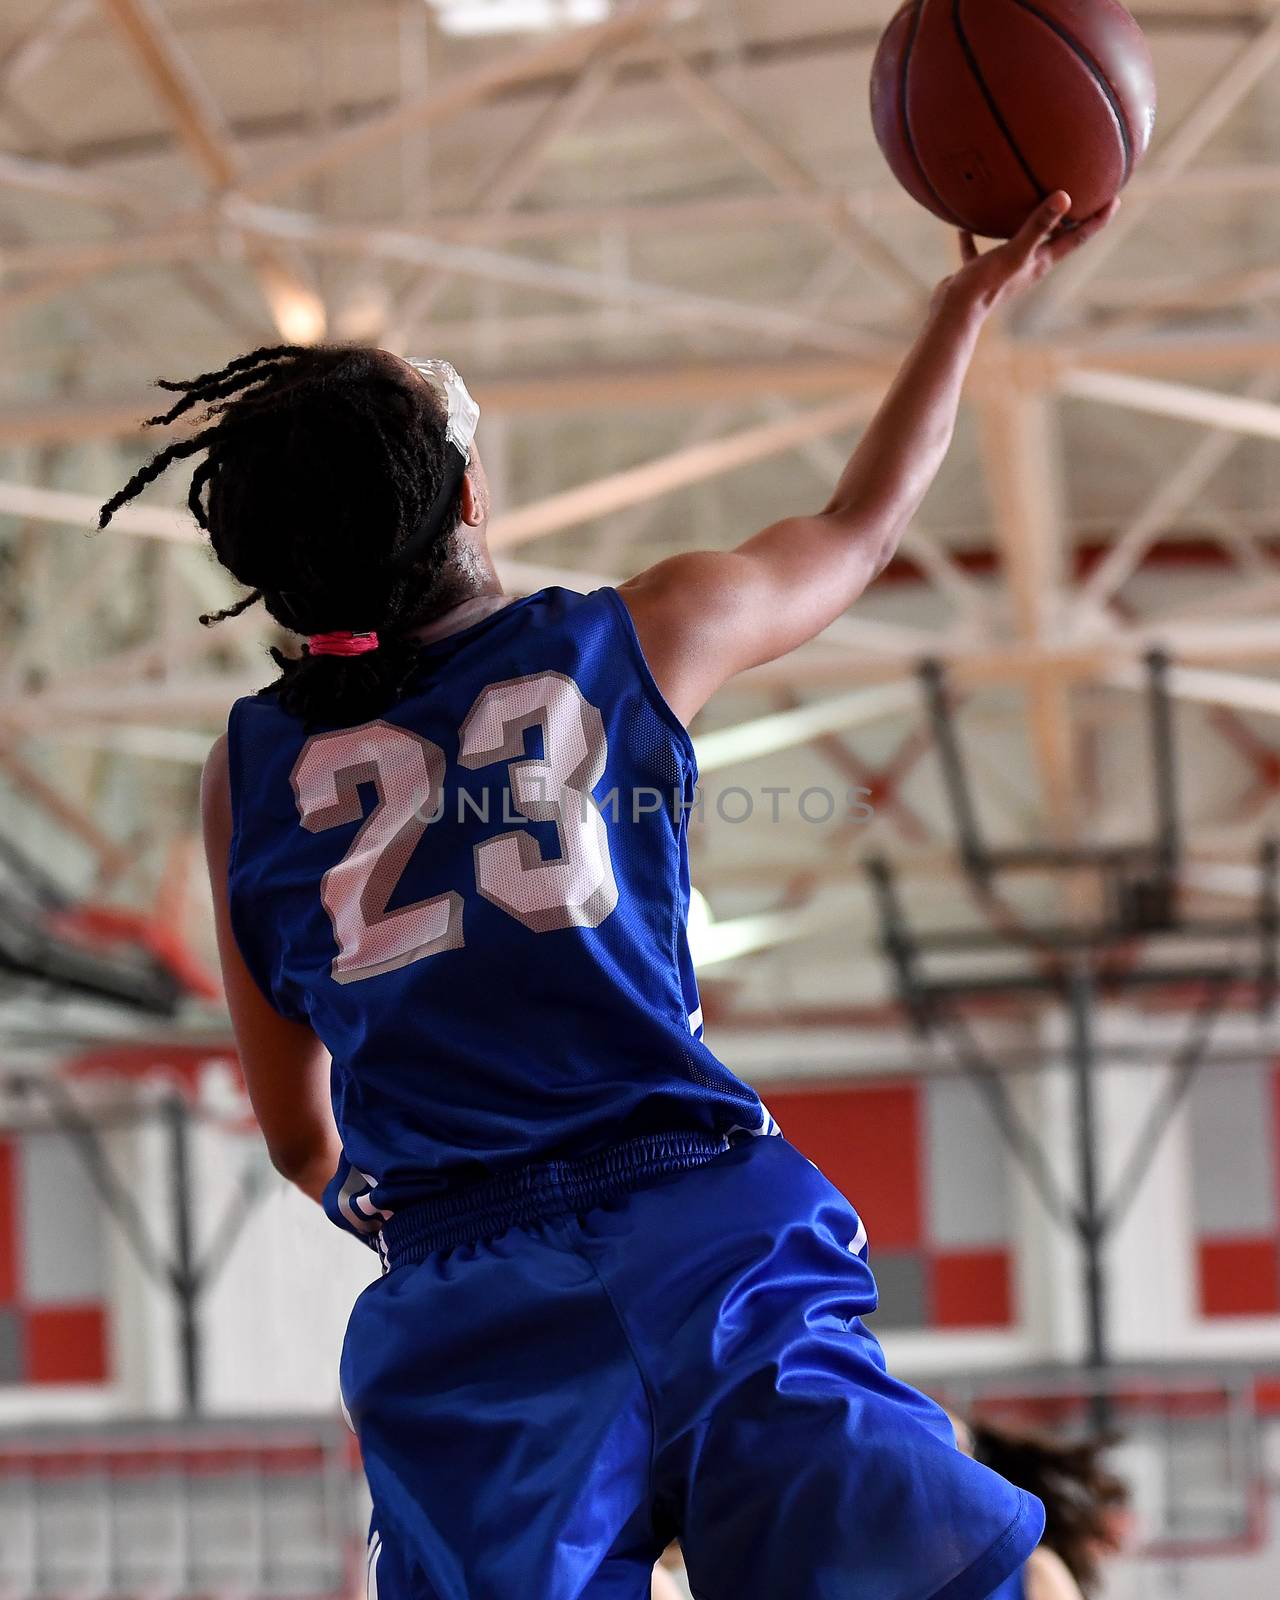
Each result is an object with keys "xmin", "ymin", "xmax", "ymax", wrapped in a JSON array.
[
  {"xmin": 1046, "ymin": 197, "xmax": 1119, "ymax": 262},
  {"xmin": 1013, "ymin": 190, "xmax": 1071, "ymax": 259},
  {"xmin": 959, "ymin": 231, "xmax": 978, "ymax": 265}
]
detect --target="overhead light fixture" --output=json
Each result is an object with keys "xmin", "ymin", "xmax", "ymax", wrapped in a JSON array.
[
  {"xmin": 256, "ymin": 257, "xmax": 328, "ymax": 345},
  {"xmin": 423, "ymin": 0, "xmax": 609, "ymax": 39},
  {"xmin": 271, "ymin": 291, "xmax": 328, "ymax": 346}
]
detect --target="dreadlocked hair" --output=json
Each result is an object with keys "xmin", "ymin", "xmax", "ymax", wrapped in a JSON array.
[
  {"xmin": 971, "ymin": 1419, "xmax": 1128, "ymax": 1595},
  {"xmin": 98, "ymin": 343, "xmax": 465, "ymax": 728}
]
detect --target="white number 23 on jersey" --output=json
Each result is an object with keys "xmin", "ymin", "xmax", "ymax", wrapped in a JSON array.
[{"xmin": 290, "ymin": 671, "xmax": 619, "ymax": 984}]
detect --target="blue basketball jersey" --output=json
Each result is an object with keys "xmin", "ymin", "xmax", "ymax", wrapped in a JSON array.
[{"xmin": 226, "ymin": 587, "xmax": 767, "ymax": 1240}]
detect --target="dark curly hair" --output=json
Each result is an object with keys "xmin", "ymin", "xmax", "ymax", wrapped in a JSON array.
[
  {"xmin": 98, "ymin": 343, "xmax": 467, "ymax": 728},
  {"xmin": 971, "ymin": 1419, "xmax": 1128, "ymax": 1595}
]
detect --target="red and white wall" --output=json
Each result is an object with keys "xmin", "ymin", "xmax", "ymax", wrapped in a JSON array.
[
  {"xmin": 765, "ymin": 1077, "xmax": 1017, "ymax": 1331},
  {"xmin": 0, "ymin": 1062, "xmax": 377, "ymax": 1425},
  {"xmin": 1188, "ymin": 1058, "xmax": 1280, "ymax": 1319},
  {"xmin": 739, "ymin": 1005, "xmax": 1280, "ymax": 1375},
  {"xmin": 0, "ymin": 1130, "xmax": 109, "ymax": 1386},
  {"xmin": 2, "ymin": 1005, "xmax": 1280, "ymax": 1423}
]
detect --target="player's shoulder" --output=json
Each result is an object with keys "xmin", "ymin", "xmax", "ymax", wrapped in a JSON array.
[
  {"xmin": 530, "ymin": 582, "xmax": 615, "ymax": 622},
  {"xmin": 200, "ymin": 732, "xmax": 233, "ymax": 867},
  {"xmin": 516, "ymin": 584, "xmax": 644, "ymax": 668},
  {"xmin": 201, "ymin": 732, "xmax": 230, "ymax": 807}
]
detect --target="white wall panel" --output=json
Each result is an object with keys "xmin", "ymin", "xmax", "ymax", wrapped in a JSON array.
[{"xmin": 19, "ymin": 1130, "xmax": 105, "ymax": 1305}]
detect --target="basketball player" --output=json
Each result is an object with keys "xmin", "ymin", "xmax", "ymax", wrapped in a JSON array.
[
  {"xmin": 957, "ymin": 1416, "xmax": 1128, "ymax": 1600},
  {"xmin": 101, "ymin": 189, "xmax": 1113, "ymax": 1600}
]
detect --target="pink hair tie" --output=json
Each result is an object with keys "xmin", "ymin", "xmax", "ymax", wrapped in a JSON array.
[{"xmin": 308, "ymin": 631, "xmax": 380, "ymax": 657}]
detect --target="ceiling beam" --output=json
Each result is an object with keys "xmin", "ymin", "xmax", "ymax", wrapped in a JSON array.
[
  {"xmin": 0, "ymin": 0, "xmax": 93, "ymax": 95},
  {"xmin": 9, "ymin": 624, "xmax": 1280, "ymax": 736},
  {"xmin": 694, "ymin": 682, "xmax": 921, "ymax": 772},
  {"xmin": 0, "ymin": 481, "xmax": 190, "ymax": 540},
  {"xmin": 0, "ymin": 358, "xmax": 892, "ymax": 446},
  {"xmin": 0, "ymin": 204, "xmax": 883, "ymax": 357},
  {"xmin": 1071, "ymin": 371, "xmax": 1280, "ymax": 621},
  {"xmin": 10, "ymin": 11, "xmax": 1271, "ymax": 174},
  {"xmin": 488, "ymin": 392, "xmax": 875, "ymax": 548},
  {"xmin": 696, "ymin": 831, "xmax": 1279, "ymax": 891},
  {"xmin": 1106, "ymin": 661, "xmax": 1280, "ymax": 719},
  {"xmin": 0, "ymin": 148, "xmax": 133, "ymax": 206},
  {"xmin": 236, "ymin": 0, "xmax": 673, "ymax": 202},
  {"xmin": 760, "ymin": 394, "xmax": 989, "ymax": 624},
  {"xmin": 975, "ymin": 372, "xmax": 1078, "ymax": 842},
  {"xmin": 656, "ymin": 36, "xmax": 928, "ymax": 302},
  {"xmin": 226, "ymin": 199, "xmax": 881, "ymax": 356},
  {"xmin": 1031, "ymin": 6, "xmax": 1280, "ymax": 328},
  {"xmin": 18, "ymin": 318, "xmax": 1280, "ymax": 446},
  {"xmin": 14, "ymin": 160, "xmax": 1280, "ymax": 253},
  {"xmin": 96, "ymin": 0, "xmax": 325, "ymax": 341},
  {"xmin": 1062, "ymin": 367, "xmax": 1280, "ymax": 440},
  {"xmin": 97, "ymin": 0, "xmax": 240, "ymax": 187},
  {"xmin": 1144, "ymin": 568, "xmax": 1280, "ymax": 630},
  {"xmin": 0, "ymin": 746, "xmax": 132, "ymax": 880},
  {"xmin": 384, "ymin": 41, "xmax": 624, "ymax": 345}
]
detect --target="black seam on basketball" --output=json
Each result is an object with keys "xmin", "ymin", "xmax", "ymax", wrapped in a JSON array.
[
  {"xmin": 1009, "ymin": 0, "xmax": 1133, "ymax": 182},
  {"xmin": 899, "ymin": 2, "xmax": 967, "ymax": 228},
  {"xmin": 952, "ymin": 0, "xmax": 1050, "ymax": 207}
]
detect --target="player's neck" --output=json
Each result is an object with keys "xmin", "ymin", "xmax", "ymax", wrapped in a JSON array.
[
  {"xmin": 413, "ymin": 592, "xmax": 515, "ymax": 644},
  {"xmin": 408, "ymin": 534, "xmax": 507, "ymax": 641}
]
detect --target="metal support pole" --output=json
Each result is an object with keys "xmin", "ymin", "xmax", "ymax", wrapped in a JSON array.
[
  {"xmin": 865, "ymin": 856, "xmax": 929, "ymax": 1033},
  {"xmin": 1067, "ymin": 960, "xmax": 1108, "ymax": 1377},
  {"xmin": 166, "ymin": 1094, "xmax": 201, "ymax": 1414},
  {"xmin": 1146, "ymin": 648, "xmax": 1181, "ymax": 884},
  {"xmin": 918, "ymin": 661, "xmax": 989, "ymax": 885},
  {"xmin": 1259, "ymin": 837, "xmax": 1279, "ymax": 1018}
]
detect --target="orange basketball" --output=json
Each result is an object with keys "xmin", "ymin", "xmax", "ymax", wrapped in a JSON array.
[{"xmin": 870, "ymin": 0, "xmax": 1157, "ymax": 238}]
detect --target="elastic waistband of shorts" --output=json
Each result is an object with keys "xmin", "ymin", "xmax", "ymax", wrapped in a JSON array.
[{"xmin": 380, "ymin": 1130, "xmax": 729, "ymax": 1266}]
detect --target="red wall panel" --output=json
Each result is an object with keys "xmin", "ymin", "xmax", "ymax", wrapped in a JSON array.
[
  {"xmin": 26, "ymin": 1306, "xmax": 108, "ymax": 1385},
  {"xmin": 1275, "ymin": 1065, "xmax": 1280, "ymax": 1238},
  {"xmin": 768, "ymin": 1085, "xmax": 923, "ymax": 1249},
  {"xmin": 1190, "ymin": 1062, "xmax": 1280, "ymax": 1321},
  {"xmin": 1198, "ymin": 1238, "xmax": 1280, "ymax": 1318},
  {"xmin": 1, "ymin": 1133, "xmax": 111, "ymax": 1384},
  {"xmin": 930, "ymin": 1249, "xmax": 1013, "ymax": 1329}
]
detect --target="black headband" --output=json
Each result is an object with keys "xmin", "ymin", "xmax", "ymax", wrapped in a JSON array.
[{"xmin": 387, "ymin": 442, "xmax": 469, "ymax": 574}]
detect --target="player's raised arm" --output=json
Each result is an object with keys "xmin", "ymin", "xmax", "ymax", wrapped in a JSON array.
[{"xmin": 619, "ymin": 191, "xmax": 1115, "ymax": 725}]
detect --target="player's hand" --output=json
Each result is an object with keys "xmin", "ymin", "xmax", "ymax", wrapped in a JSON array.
[{"xmin": 934, "ymin": 191, "xmax": 1118, "ymax": 316}]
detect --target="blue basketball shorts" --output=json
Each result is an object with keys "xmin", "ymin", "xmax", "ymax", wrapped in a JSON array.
[{"xmin": 340, "ymin": 1134, "xmax": 1043, "ymax": 1600}]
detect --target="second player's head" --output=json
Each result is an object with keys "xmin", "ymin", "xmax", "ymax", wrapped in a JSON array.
[
  {"xmin": 966, "ymin": 1416, "xmax": 1128, "ymax": 1595},
  {"xmin": 98, "ymin": 343, "xmax": 491, "ymax": 726}
]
